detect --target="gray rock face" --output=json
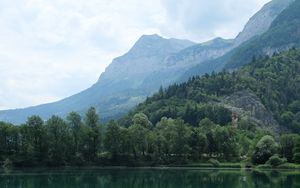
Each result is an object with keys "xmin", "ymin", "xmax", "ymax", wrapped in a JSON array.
[
  {"xmin": 165, "ymin": 38, "xmax": 234, "ymax": 68},
  {"xmin": 137, "ymin": 37, "xmax": 235, "ymax": 90},
  {"xmin": 220, "ymin": 90, "xmax": 281, "ymax": 134},
  {"xmin": 263, "ymin": 44, "xmax": 297, "ymax": 56},
  {"xmin": 234, "ymin": 0, "xmax": 295, "ymax": 46},
  {"xmin": 98, "ymin": 34, "xmax": 194, "ymax": 89}
]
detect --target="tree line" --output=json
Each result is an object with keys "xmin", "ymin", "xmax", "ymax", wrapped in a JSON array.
[
  {"xmin": 1, "ymin": 49, "xmax": 300, "ymax": 167},
  {"xmin": 1, "ymin": 108, "xmax": 300, "ymax": 167}
]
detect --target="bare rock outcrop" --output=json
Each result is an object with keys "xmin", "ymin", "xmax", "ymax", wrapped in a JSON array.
[{"xmin": 220, "ymin": 90, "xmax": 280, "ymax": 134}]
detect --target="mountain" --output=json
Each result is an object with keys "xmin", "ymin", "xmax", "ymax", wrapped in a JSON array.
[
  {"xmin": 96, "ymin": 34, "xmax": 195, "ymax": 93},
  {"xmin": 138, "ymin": 0, "xmax": 296, "ymax": 88},
  {"xmin": 225, "ymin": 0, "xmax": 300, "ymax": 69},
  {"xmin": 0, "ymin": 35, "xmax": 195, "ymax": 124},
  {"xmin": 120, "ymin": 49, "xmax": 300, "ymax": 133},
  {"xmin": 0, "ymin": 0, "xmax": 296, "ymax": 124},
  {"xmin": 161, "ymin": 0, "xmax": 295, "ymax": 74},
  {"xmin": 180, "ymin": 0, "xmax": 298, "ymax": 80},
  {"xmin": 234, "ymin": 0, "xmax": 295, "ymax": 46},
  {"xmin": 137, "ymin": 37, "xmax": 234, "ymax": 92}
]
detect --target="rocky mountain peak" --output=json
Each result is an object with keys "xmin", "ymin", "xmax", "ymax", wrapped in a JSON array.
[
  {"xmin": 234, "ymin": 0, "xmax": 295, "ymax": 46},
  {"xmin": 124, "ymin": 34, "xmax": 195, "ymax": 59}
]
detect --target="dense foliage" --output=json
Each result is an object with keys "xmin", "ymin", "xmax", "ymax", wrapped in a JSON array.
[
  {"xmin": 1, "ymin": 49, "xmax": 300, "ymax": 167},
  {"xmin": 123, "ymin": 49, "xmax": 300, "ymax": 132},
  {"xmin": 1, "ymin": 110, "xmax": 300, "ymax": 167}
]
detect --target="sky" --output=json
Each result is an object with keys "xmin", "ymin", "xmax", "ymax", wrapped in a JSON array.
[{"xmin": 0, "ymin": 0, "xmax": 271, "ymax": 110}]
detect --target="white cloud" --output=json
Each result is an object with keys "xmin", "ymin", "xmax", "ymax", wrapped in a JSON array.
[{"xmin": 0, "ymin": 0, "xmax": 270, "ymax": 110}]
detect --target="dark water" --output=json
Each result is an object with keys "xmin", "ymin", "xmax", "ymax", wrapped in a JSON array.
[{"xmin": 1, "ymin": 168, "xmax": 300, "ymax": 188}]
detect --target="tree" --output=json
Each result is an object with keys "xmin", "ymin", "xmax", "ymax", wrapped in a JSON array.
[
  {"xmin": 46, "ymin": 116, "xmax": 71, "ymax": 165},
  {"xmin": 189, "ymin": 128, "xmax": 207, "ymax": 160},
  {"xmin": 199, "ymin": 119, "xmax": 218, "ymax": 156},
  {"xmin": 128, "ymin": 124, "xmax": 147, "ymax": 159},
  {"xmin": 215, "ymin": 126, "xmax": 240, "ymax": 160},
  {"xmin": 155, "ymin": 117, "xmax": 175, "ymax": 158},
  {"xmin": 293, "ymin": 136, "xmax": 300, "ymax": 163},
  {"xmin": 145, "ymin": 131, "xmax": 159, "ymax": 160},
  {"xmin": 104, "ymin": 121, "xmax": 121, "ymax": 160},
  {"xmin": 0, "ymin": 122, "xmax": 19, "ymax": 160},
  {"xmin": 25, "ymin": 116, "xmax": 47, "ymax": 162},
  {"xmin": 280, "ymin": 111, "xmax": 294, "ymax": 127},
  {"xmin": 85, "ymin": 107, "xmax": 101, "ymax": 161},
  {"xmin": 288, "ymin": 100, "xmax": 300, "ymax": 113},
  {"xmin": 0, "ymin": 122, "xmax": 10, "ymax": 159},
  {"xmin": 171, "ymin": 119, "xmax": 191, "ymax": 161},
  {"xmin": 199, "ymin": 118, "xmax": 216, "ymax": 132},
  {"xmin": 252, "ymin": 135, "xmax": 278, "ymax": 164},
  {"xmin": 267, "ymin": 154, "xmax": 286, "ymax": 167},
  {"xmin": 67, "ymin": 112, "xmax": 82, "ymax": 154},
  {"xmin": 280, "ymin": 134, "xmax": 298, "ymax": 162},
  {"xmin": 132, "ymin": 113, "xmax": 152, "ymax": 129}
]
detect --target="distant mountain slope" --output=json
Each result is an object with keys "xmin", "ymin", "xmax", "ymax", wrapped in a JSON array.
[
  {"xmin": 0, "ymin": 35, "xmax": 195, "ymax": 124},
  {"xmin": 234, "ymin": 0, "xmax": 295, "ymax": 46},
  {"xmin": 225, "ymin": 0, "xmax": 300, "ymax": 69},
  {"xmin": 180, "ymin": 0, "xmax": 298, "ymax": 80},
  {"xmin": 95, "ymin": 34, "xmax": 195, "ymax": 94},
  {"xmin": 121, "ymin": 49, "xmax": 300, "ymax": 133},
  {"xmin": 138, "ymin": 37, "xmax": 235, "ymax": 91}
]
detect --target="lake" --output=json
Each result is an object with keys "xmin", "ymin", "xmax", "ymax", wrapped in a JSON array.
[{"xmin": 0, "ymin": 168, "xmax": 300, "ymax": 188}]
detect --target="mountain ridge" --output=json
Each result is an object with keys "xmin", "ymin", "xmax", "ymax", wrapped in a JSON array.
[
  {"xmin": 180, "ymin": 0, "xmax": 299, "ymax": 81},
  {"xmin": 0, "ymin": 35, "xmax": 195, "ymax": 124}
]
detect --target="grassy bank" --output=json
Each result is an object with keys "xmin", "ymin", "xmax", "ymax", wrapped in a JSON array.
[
  {"xmin": 256, "ymin": 163, "xmax": 300, "ymax": 170},
  {"xmin": 172, "ymin": 162, "xmax": 300, "ymax": 170},
  {"xmin": 172, "ymin": 162, "xmax": 243, "ymax": 169}
]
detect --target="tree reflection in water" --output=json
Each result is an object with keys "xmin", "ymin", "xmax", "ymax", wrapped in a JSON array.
[{"xmin": 0, "ymin": 169, "xmax": 300, "ymax": 188}]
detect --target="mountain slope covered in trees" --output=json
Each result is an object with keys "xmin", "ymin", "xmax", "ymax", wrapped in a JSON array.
[{"xmin": 121, "ymin": 49, "xmax": 300, "ymax": 133}]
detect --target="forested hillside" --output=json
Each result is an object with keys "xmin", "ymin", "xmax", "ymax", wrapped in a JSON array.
[
  {"xmin": 1, "ymin": 49, "xmax": 300, "ymax": 168},
  {"xmin": 123, "ymin": 49, "xmax": 300, "ymax": 132}
]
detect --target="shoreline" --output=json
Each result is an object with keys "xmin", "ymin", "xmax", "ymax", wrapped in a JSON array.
[{"xmin": 2, "ymin": 163, "xmax": 300, "ymax": 173}]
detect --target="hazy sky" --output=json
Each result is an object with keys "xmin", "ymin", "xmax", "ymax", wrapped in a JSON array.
[{"xmin": 0, "ymin": 0, "xmax": 270, "ymax": 110}]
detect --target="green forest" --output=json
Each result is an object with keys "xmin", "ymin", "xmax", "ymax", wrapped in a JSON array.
[{"xmin": 1, "ymin": 49, "xmax": 300, "ymax": 168}]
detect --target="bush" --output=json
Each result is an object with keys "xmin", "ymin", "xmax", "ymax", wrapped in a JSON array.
[
  {"xmin": 256, "ymin": 164, "xmax": 272, "ymax": 169},
  {"xmin": 267, "ymin": 155, "xmax": 286, "ymax": 167},
  {"xmin": 278, "ymin": 163, "xmax": 300, "ymax": 169},
  {"xmin": 252, "ymin": 135, "xmax": 278, "ymax": 164},
  {"xmin": 72, "ymin": 152, "xmax": 85, "ymax": 166},
  {"xmin": 208, "ymin": 159, "xmax": 220, "ymax": 167},
  {"xmin": 2, "ymin": 158, "xmax": 12, "ymax": 169},
  {"xmin": 293, "ymin": 153, "xmax": 300, "ymax": 164}
]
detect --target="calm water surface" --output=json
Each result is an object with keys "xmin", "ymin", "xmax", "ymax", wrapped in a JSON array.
[{"xmin": 1, "ymin": 168, "xmax": 300, "ymax": 188}]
